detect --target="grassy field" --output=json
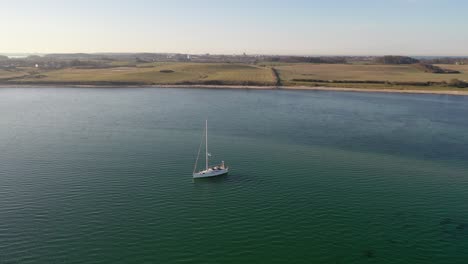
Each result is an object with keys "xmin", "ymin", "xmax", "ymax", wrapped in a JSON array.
[
  {"xmin": 276, "ymin": 64, "xmax": 468, "ymax": 84},
  {"xmin": 0, "ymin": 69, "xmax": 30, "ymax": 80},
  {"xmin": 12, "ymin": 63, "xmax": 276, "ymax": 85},
  {"xmin": 2, "ymin": 62, "xmax": 468, "ymax": 92},
  {"xmin": 434, "ymin": 64, "xmax": 468, "ymax": 82}
]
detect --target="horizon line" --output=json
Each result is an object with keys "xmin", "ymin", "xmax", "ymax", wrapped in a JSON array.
[{"xmin": 2, "ymin": 52, "xmax": 468, "ymax": 58}]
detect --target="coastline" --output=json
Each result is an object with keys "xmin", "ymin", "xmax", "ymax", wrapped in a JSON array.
[{"xmin": 1, "ymin": 83, "xmax": 468, "ymax": 96}]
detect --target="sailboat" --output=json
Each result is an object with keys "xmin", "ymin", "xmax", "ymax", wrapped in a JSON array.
[{"xmin": 193, "ymin": 120, "xmax": 229, "ymax": 178}]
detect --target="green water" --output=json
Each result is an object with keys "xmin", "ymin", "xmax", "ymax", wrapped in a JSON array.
[{"xmin": 0, "ymin": 88, "xmax": 467, "ymax": 263}]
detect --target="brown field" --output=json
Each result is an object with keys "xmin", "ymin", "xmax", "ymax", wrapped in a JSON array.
[
  {"xmin": 276, "ymin": 64, "xmax": 468, "ymax": 84},
  {"xmin": 13, "ymin": 63, "xmax": 276, "ymax": 85},
  {"xmin": 434, "ymin": 64, "xmax": 468, "ymax": 82},
  {"xmin": 0, "ymin": 69, "xmax": 30, "ymax": 80},
  {"xmin": 2, "ymin": 62, "xmax": 467, "ymax": 93}
]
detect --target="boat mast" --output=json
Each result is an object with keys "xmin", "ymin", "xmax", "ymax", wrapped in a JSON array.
[{"xmin": 205, "ymin": 120, "xmax": 208, "ymax": 170}]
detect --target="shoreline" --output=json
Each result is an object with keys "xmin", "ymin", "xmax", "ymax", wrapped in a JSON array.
[{"xmin": 1, "ymin": 83, "xmax": 468, "ymax": 96}]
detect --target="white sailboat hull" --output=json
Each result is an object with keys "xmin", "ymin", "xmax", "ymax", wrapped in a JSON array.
[
  {"xmin": 192, "ymin": 120, "xmax": 229, "ymax": 179},
  {"xmin": 193, "ymin": 168, "xmax": 229, "ymax": 179}
]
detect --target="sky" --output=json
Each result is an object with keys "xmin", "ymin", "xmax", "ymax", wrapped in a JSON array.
[{"xmin": 1, "ymin": 0, "xmax": 468, "ymax": 56}]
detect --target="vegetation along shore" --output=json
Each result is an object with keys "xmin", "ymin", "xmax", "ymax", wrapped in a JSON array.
[{"xmin": 1, "ymin": 54, "xmax": 468, "ymax": 95}]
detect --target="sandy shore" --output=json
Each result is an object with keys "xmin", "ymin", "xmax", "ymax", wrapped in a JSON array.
[
  {"xmin": 282, "ymin": 86, "xmax": 468, "ymax": 96},
  {"xmin": 157, "ymin": 85, "xmax": 468, "ymax": 96},
  {"xmin": 1, "ymin": 84, "xmax": 468, "ymax": 96}
]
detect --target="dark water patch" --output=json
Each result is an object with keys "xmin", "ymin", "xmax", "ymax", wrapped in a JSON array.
[
  {"xmin": 439, "ymin": 218, "xmax": 468, "ymax": 240},
  {"xmin": 362, "ymin": 249, "xmax": 376, "ymax": 258},
  {"xmin": 440, "ymin": 218, "xmax": 453, "ymax": 225}
]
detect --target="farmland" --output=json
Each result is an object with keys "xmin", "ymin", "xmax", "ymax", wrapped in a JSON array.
[
  {"xmin": 5, "ymin": 63, "xmax": 276, "ymax": 86},
  {"xmin": 1, "ymin": 58, "xmax": 468, "ymax": 93},
  {"xmin": 275, "ymin": 64, "xmax": 468, "ymax": 84}
]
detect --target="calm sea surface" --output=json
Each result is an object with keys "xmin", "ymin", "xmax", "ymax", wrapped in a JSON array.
[{"xmin": 1, "ymin": 88, "xmax": 468, "ymax": 264}]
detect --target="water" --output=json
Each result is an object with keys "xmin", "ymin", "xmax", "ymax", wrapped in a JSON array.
[
  {"xmin": 0, "ymin": 87, "xmax": 467, "ymax": 264},
  {"xmin": 0, "ymin": 53, "xmax": 44, "ymax": 58}
]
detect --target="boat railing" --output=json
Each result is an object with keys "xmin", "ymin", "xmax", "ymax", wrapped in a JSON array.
[{"xmin": 211, "ymin": 163, "xmax": 227, "ymax": 170}]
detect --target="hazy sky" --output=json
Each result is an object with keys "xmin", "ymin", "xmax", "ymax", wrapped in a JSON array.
[{"xmin": 1, "ymin": 0, "xmax": 468, "ymax": 55}]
